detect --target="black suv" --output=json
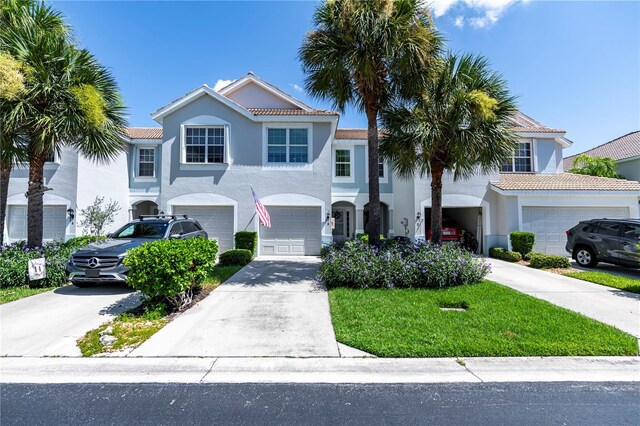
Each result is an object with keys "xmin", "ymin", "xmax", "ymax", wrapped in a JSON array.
[
  {"xmin": 566, "ymin": 218, "xmax": 640, "ymax": 268},
  {"xmin": 67, "ymin": 215, "xmax": 208, "ymax": 286}
]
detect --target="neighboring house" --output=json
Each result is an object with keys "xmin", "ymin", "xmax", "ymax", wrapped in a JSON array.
[
  {"xmin": 4, "ymin": 74, "xmax": 640, "ymax": 256},
  {"xmin": 563, "ymin": 131, "xmax": 640, "ymax": 181}
]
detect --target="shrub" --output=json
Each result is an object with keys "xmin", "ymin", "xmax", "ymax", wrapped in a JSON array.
[
  {"xmin": 355, "ymin": 233, "xmax": 385, "ymax": 243},
  {"xmin": 489, "ymin": 247, "xmax": 522, "ymax": 262},
  {"xmin": 64, "ymin": 235, "xmax": 106, "ymax": 249},
  {"xmin": 234, "ymin": 231, "xmax": 258, "ymax": 254},
  {"xmin": 318, "ymin": 240, "xmax": 489, "ymax": 289},
  {"xmin": 0, "ymin": 240, "xmax": 74, "ymax": 288},
  {"xmin": 529, "ymin": 253, "xmax": 571, "ymax": 269},
  {"xmin": 510, "ymin": 232, "xmax": 535, "ymax": 257},
  {"xmin": 123, "ymin": 238, "xmax": 218, "ymax": 310},
  {"xmin": 218, "ymin": 249, "xmax": 253, "ymax": 267},
  {"xmin": 524, "ymin": 251, "xmax": 535, "ymax": 261}
]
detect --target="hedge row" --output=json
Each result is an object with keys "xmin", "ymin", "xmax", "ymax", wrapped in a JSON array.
[
  {"xmin": 489, "ymin": 247, "xmax": 522, "ymax": 262},
  {"xmin": 218, "ymin": 249, "xmax": 253, "ymax": 267},
  {"xmin": 529, "ymin": 253, "xmax": 571, "ymax": 269}
]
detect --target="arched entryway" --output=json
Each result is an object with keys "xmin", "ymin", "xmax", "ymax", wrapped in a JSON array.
[
  {"xmin": 132, "ymin": 200, "xmax": 159, "ymax": 219},
  {"xmin": 331, "ymin": 201, "xmax": 356, "ymax": 242},
  {"xmin": 363, "ymin": 202, "xmax": 389, "ymax": 238}
]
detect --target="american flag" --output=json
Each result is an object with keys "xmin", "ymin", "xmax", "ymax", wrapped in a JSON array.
[{"xmin": 251, "ymin": 187, "xmax": 271, "ymax": 228}]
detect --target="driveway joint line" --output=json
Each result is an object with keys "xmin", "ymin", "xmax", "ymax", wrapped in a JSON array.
[{"xmin": 199, "ymin": 358, "xmax": 219, "ymax": 383}]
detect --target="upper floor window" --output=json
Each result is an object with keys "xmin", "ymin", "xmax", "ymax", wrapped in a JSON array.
[
  {"xmin": 266, "ymin": 127, "xmax": 309, "ymax": 164},
  {"xmin": 378, "ymin": 158, "xmax": 385, "ymax": 178},
  {"xmin": 501, "ymin": 141, "xmax": 532, "ymax": 172},
  {"xmin": 335, "ymin": 149, "xmax": 351, "ymax": 177},
  {"xmin": 137, "ymin": 148, "xmax": 155, "ymax": 177},
  {"xmin": 185, "ymin": 127, "xmax": 225, "ymax": 164}
]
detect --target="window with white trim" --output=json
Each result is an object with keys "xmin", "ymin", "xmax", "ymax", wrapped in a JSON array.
[
  {"xmin": 377, "ymin": 158, "xmax": 385, "ymax": 178},
  {"xmin": 335, "ymin": 149, "xmax": 351, "ymax": 177},
  {"xmin": 137, "ymin": 148, "xmax": 155, "ymax": 177},
  {"xmin": 501, "ymin": 141, "xmax": 532, "ymax": 172},
  {"xmin": 185, "ymin": 127, "xmax": 225, "ymax": 164},
  {"xmin": 267, "ymin": 128, "xmax": 309, "ymax": 164}
]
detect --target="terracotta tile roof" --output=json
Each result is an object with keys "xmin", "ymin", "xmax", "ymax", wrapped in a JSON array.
[
  {"xmin": 125, "ymin": 127, "xmax": 163, "ymax": 139},
  {"xmin": 335, "ymin": 113, "xmax": 565, "ymax": 140},
  {"xmin": 563, "ymin": 131, "xmax": 640, "ymax": 169},
  {"xmin": 247, "ymin": 108, "xmax": 338, "ymax": 116},
  {"xmin": 491, "ymin": 173, "xmax": 640, "ymax": 192}
]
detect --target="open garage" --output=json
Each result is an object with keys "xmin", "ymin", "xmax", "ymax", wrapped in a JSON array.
[{"xmin": 424, "ymin": 207, "xmax": 483, "ymax": 252}]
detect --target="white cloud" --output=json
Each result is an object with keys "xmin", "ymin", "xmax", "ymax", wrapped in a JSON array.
[
  {"xmin": 289, "ymin": 83, "xmax": 304, "ymax": 93},
  {"xmin": 428, "ymin": 0, "xmax": 526, "ymax": 29},
  {"xmin": 213, "ymin": 79, "xmax": 234, "ymax": 91}
]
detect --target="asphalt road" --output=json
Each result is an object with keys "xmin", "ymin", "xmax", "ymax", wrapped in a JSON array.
[{"xmin": 2, "ymin": 382, "xmax": 639, "ymax": 425}]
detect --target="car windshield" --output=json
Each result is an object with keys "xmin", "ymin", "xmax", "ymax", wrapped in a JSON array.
[{"xmin": 111, "ymin": 222, "xmax": 168, "ymax": 239}]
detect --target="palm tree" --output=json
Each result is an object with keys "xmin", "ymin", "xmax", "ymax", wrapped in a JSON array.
[
  {"xmin": 300, "ymin": 0, "xmax": 441, "ymax": 245},
  {"xmin": 568, "ymin": 154, "xmax": 623, "ymax": 179},
  {"xmin": 1, "ymin": 0, "xmax": 127, "ymax": 248},
  {"xmin": 380, "ymin": 53, "xmax": 518, "ymax": 243}
]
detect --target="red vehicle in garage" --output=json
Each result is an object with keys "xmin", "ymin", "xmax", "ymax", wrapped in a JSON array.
[{"xmin": 426, "ymin": 217, "xmax": 464, "ymax": 242}]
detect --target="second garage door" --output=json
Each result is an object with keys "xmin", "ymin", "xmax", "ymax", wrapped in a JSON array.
[
  {"xmin": 173, "ymin": 206, "xmax": 234, "ymax": 253},
  {"xmin": 522, "ymin": 206, "xmax": 629, "ymax": 255},
  {"xmin": 260, "ymin": 206, "xmax": 321, "ymax": 256},
  {"xmin": 8, "ymin": 205, "xmax": 66, "ymax": 241}
]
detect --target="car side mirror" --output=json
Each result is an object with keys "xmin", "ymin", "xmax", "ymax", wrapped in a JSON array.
[
  {"xmin": 169, "ymin": 233, "xmax": 181, "ymax": 239},
  {"xmin": 107, "ymin": 233, "xmax": 113, "ymax": 238}
]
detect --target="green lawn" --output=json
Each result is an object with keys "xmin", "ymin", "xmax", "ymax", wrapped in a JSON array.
[
  {"xmin": 328, "ymin": 280, "xmax": 638, "ymax": 357},
  {"xmin": 0, "ymin": 286, "xmax": 59, "ymax": 304},
  {"xmin": 563, "ymin": 271, "xmax": 640, "ymax": 294}
]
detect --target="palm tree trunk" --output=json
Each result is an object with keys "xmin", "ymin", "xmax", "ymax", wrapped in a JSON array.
[
  {"xmin": 0, "ymin": 160, "xmax": 12, "ymax": 246},
  {"xmin": 27, "ymin": 151, "xmax": 47, "ymax": 248},
  {"xmin": 365, "ymin": 104, "xmax": 381, "ymax": 246},
  {"xmin": 429, "ymin": 159, "xmax": 444, "ymax": 244}
]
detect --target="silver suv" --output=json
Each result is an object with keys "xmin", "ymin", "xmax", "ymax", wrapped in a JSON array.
[
  {"xmin": 67, "ymin": 215, "xmax": 207, "ymax": 286},
  {"xmin": 566, "ymin": 218, "xmax": 639, "ymax": 268}
]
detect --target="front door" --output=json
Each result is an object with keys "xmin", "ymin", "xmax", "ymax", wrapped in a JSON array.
[{"xmin": 332, "ymin": 209, "xmax": 350, "ymax": 241}]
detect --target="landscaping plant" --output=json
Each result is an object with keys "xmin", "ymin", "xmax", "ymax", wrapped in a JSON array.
[
  {"xmin": 489, "ymin": 247, "xmax": 522, "ymax": 262},
  {"xmin": 529, "ymin": 252, "xmax": 571, "ymax": 269},
  {"xmin": 123, "ymin": 238, "xmax": 218, "ymax": 311},
  {"xmin": 509, "ymin": 232, "xmax": 535, "ymax": 258},
  {"xmin": 79, "ymin": 196, "xmax": 121, "ymax": 236},
  {"xmin": 319, "ymin": 240, "xmax": 489, "ymax": 289},
  {"xmin": 234, "ymin": 231, "xmax": 258, "ymax": 254},
  {"xmin": 218, "ymin": 249, "xmax": 253, "ymax": 267}
]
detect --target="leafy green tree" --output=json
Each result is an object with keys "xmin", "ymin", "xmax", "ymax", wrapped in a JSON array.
[
  {"xmin": 380, "ymin": 53, "xmax": 518, "ymax": 243},
  {"xmin": 300, "ymin": 0, "xmax": 441, "ymax": 244},
  {"xmin": 79, "ymin": 196, "xmax": 121, "ymax": 236},
  {"xmin": 0, "ymin": 0, "xmax": 127, "ymax": 247},
  {"xmin": 568, "ymin": 154, "xmax": 623, "ymax": 179}
]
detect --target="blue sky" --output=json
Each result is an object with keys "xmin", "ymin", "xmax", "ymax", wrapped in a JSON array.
[{"xmin": 52, "ymin": 0, "xmax": 639, "ymax": 155}]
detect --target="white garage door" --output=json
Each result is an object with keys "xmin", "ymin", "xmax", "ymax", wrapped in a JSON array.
[
  {"xmin": 173, "ymin": 206, "xmax": 234, "ymax": 253},
  {"xmin": 522, "ymin": 207, "xmax": 629, "ymax": 255},
  {"xmin": 260, "ymin": 206, "xmax": 321, "ymax": 256},
  {"xmin": 8, "ymin": 205, "xmax": 66, "ymax": 241}
]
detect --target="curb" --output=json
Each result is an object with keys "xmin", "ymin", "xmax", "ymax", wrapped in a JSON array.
[{"xmin": 2, "ymin": 356, "xmax": 639, "ymax": 384}]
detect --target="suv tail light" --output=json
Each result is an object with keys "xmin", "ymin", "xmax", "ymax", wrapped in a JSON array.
[{"xmin": 565, "ymin": 230, "xmax": 572, "ymax": 236}]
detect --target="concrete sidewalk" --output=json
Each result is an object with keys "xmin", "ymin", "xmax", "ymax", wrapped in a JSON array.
[
  {"xmin": 0, "ymin": 285, "xmax": 141, "ymax": 357},
  {"xmin": 131, "ymin": 257, "xmax": 341, "ymax": 357},
  {"xmin": 1, "ymin": 356, "xmax": 638, "ymax": 384},
  {"xmin": 488, "ymin": 259, "xmax": 640, "ymax": 338}
]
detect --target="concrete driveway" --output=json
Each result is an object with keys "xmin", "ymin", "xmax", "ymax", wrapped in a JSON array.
[
  {"xmin": 488, "ymin": 259, "xmax": 640, "ymax": 338},
  {"xmin": 1, "ymin": 285, "xmax": 141, "ymax": 357},
  {"xmin": 131, "ymin": 257, "xmax": 340, "ymax": 357}
]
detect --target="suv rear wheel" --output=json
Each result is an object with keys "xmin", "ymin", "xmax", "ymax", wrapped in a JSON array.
[{"xmin": 575, "ymin": 246, "xmax": 598, "ymax": 268}]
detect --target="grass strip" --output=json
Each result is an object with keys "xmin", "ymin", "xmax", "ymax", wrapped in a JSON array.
[
  {"xmin": 329, "ymin": 280, "xmax": 638, "ymax": 357},
  {"xmin": 0, "ymin": 286, "xmax": 59, "ymax": 304},
  {"xmin": 563, "ymin": 271, "xmax": 640, "ymax": 294}
]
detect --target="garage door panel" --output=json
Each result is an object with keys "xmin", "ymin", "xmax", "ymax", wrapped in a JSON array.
[
  {"xmin": 173, "ymin": 206, "xmax": 234, "ymax": 253},
  {"xmin": 522, "ymin": 207, "xmax": 629, "ymax": 255},
  {"xmin": 260, "ymin": 206, "xmax": 321, "ymax": 256},
  {"xmin": 8, "ymin": 205, "xmax": 65, "ymax": 241}
]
